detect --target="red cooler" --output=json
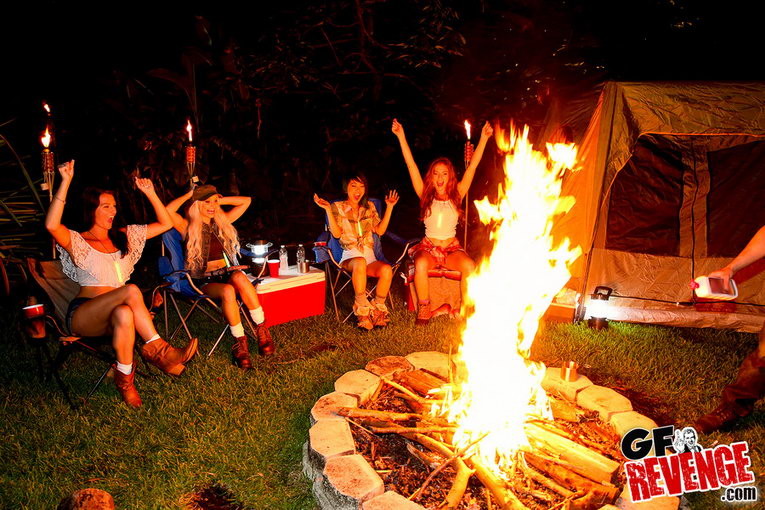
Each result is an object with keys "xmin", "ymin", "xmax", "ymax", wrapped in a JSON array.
[{"xmin": 254, "ymin": 265, "xmax": 326, "ymax": 325}]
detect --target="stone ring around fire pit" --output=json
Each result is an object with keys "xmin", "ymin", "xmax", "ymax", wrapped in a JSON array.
[{"xmin": 302, "ymin": 351, "xmax": 681, "ymax": 510}]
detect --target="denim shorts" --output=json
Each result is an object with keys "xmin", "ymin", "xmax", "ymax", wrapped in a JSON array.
[{"xmin": 65, "ymin": 297, "xmax": 92, "ymax": 335}]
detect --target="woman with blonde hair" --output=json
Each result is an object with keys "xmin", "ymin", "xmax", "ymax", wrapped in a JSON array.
[
  {"xmin": 391, "ymin": 119, "xmax": 493, "ymax": 324},
  {"xmin": 166, "ymin": 185, "xmax": 274, "ymax": 369},
  {"xmin": 45, "ymin": 161, "xmax": 198, "ymax": 408}
]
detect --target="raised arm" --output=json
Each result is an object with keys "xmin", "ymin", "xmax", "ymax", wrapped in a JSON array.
[
  {"xmin": 45, "ymin": 160, "xmax": 75, "ymax": 250},
  {"xmin": 391, "ymin": 119, "xmax": 424, "ymax": 198},
  {"xmin": 313, "ymin": 194, "xmax": 342, "ymax": 238},
  {"xmin": 709, "ymin": 225, "xmax": 765, "ymax": 292},
  {"xmin": 135, "ymin": 178, "xmax": 173, "ymax": 239},
  {"xmin": 374, "ymin": 191, "xmax": 399, "ymax": 236},
  {"xmin": 458, "ymin": 121, "xmax": 494, "ymax": 198},
  {"xmin": 165, "ymin": 190, "xmax": 193, "ymax": 236},
  {"xmin": 219, "ymin": 196, "xmax": 251, "ymax": 223}
]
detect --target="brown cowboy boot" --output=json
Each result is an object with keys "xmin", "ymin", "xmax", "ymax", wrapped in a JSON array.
[
  {"xmin": 113, "ymin": 369, "xmax": 142, "ymax": 408},
  {"xmin": 231, "ymin": 336, "xmax": 253, "ymax": 369},
  {"xmin": 371, "ymin": 301, "xmax": 390, "ymax": 327},
  {"xmin": 694, "ymin": 350, "xmax": 765, "ymax": 434},
  {"xmin": 140, "ymin": 337, "xmax": 198, "ymax": 376},
  {"xmin": 255, "ymin": 324, "xmax": 275, "ymax": 355}
]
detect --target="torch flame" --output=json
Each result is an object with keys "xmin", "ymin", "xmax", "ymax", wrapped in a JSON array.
[
  {"xmin": 464, "ymin": 120, "xmax": 471, "ymax": 140},
  {"xmin": 432, "ymin": 123, "xmax": 581, "ymax": 478},
  {"xmin": 186, "ymin": 120, "xmax": 193, "ymax": 142},
  {"xmin": 41, "ymin": 128, "xmax": 51, "ymax": 148}
]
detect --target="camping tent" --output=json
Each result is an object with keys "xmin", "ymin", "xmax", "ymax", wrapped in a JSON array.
[{"xmin": 557, "ymin": 82, "xmax": 765, "ymax": 331}]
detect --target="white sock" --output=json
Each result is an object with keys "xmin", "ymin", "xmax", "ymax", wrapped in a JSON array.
[
  {"xmin": 249, "ymin": 307, "xmax": 265, "ymax": 325},
  {"xmin": 145, "ymin": 334, "xmax": 160, "ymax": 344},
  {"xmin": 116, "ymin": 362, "xmax": 133, "ymax": 375},
  {"xmin": 230, "ymin": 323, "xmax": 245, "ymax": 338}
]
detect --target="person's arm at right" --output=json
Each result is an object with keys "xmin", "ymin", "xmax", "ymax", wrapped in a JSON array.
[
  {"xmin": 709, "ymin": 225, "xmax": 765, "ymax": 291},
  {"xmin": 165, "ymin": 190, "xmax": 192, "ymax": 236},
  {"xmin": 45, "ymin": 160, "xmax": 74, "ymax": 250},
  {"xmin": 391, "ymin": 119, "xmax": 424, "ymax": 198}
]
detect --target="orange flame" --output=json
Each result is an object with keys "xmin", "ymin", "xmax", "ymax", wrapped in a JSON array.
[
  {"xmin": 432, "ymin": 124, "xmax": 581, "ymax": 478},
  {"xmin": 41, "ymin": 127, "xmax": 51, "ymax": 148},
  {"xmin": 43, "ymin": 102, "xmax": 51, "ymax": 114},
  {"xmin": 186, "ymin": 120, "xmax": 193, "ymax": 142},
  {"xmin": 464, "ymin": 120, "xmax": 471, "ymax": 140}
]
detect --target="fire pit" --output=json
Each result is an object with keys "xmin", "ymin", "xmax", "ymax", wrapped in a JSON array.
[
  {"xmin": 304, "ymin": 126, "xmax": 681, "ymax": 509},
  {"xmin": 302, "ymin": 352, "xmax": 681, "ymax": 509}
]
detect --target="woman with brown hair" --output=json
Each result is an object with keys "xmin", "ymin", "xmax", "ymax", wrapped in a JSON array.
[
  {"xmin": 45, "ymin": 161, "xmax": 198, "ymax": 408},
  {"xmin": 166, "ymin": 185, "xmax": 274, "ymax": 369},
  {"xmin": 391, "ymin": 119, "xmax": 493, "ymax": 324}
]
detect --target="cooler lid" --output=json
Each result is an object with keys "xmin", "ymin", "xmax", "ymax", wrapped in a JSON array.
[{"xmin": 254, "ymin": 266, "xmax": 325, "ymax": 293}]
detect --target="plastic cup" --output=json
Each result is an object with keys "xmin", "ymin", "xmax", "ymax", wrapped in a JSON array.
[
  {"xmin": 267, "ymin": 259, "xmax": 280, "ymax": 278},
  {"xmin": 22, "ymin": 304, "xmax": 46, "ymax": 338},
  {"xmin": 298, "ymin": 261, "xmax": 310, "ymax": 273}
]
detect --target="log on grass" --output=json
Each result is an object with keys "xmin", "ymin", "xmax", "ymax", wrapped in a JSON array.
[
  {"xmin": 525, "ymin": 452, "xmax": 619, "ymax": 503},
  {"xmin": 524, "ymin": 423, "xmax": 619, "ymax": 484}
]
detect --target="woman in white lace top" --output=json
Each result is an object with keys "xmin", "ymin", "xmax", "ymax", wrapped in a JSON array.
[{"xmin": 45, "ymin": 161, "xmax": 198, "ymax": 408}]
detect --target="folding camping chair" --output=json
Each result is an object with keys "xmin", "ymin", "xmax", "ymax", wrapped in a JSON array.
[
  {"xmin": 154, "ymin": 228, "xmax": 265, "ymax": 358},
  {"xmin": 313, "ymin": 198, "xmax": 412, "ymax": 323},
  {"xmin": 25, "ymin": 258, "xmax": 149, "ymax": 408}
]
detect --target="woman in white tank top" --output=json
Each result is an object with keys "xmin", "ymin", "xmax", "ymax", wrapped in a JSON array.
[
  {"xmin": 392, "ymin": 119, "xmax": 494, "ymax": 324},
  {"xmin": 45, "ymin": 161, "xmax": 197, "ymax": 408}
]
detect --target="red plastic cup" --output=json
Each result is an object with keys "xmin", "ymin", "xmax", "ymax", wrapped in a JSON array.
[
  {"xmin": 23, "ymin": 304, "xmax": 45, "ymax": 319},
  {"xmin": 267, "ymin": 259, "xmax": 280, "ymax": 278},
  {"xmin": 22, "ymin": 304, "xmax": 46, "ymax": 338}
]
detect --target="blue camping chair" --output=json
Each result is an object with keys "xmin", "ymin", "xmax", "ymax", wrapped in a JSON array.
[
  {"xmin": 155, "ymin": 228, "xmax": 265, "ymax": 358},
  {"xmin": 313, "ymin": 198, "xmax": 412, "ymax": 323}
]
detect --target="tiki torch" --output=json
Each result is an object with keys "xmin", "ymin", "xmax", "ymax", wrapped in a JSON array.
[
  {"xmin": 185, "ymin": 119, "xmax": 198, "ymax": 188},
  {"xmin": 463, "ymin": 120, "xmax": 473, "ymax": 248},
  {"xmin": 40, "ymin": 127, "xmax": 54, "ymax": 201}
]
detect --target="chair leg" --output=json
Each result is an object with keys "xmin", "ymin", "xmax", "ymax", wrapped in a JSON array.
[
  {"xmin": 169, "ymin": 294, "xmax": 197, "ymax": 341},
  {"xmin": 84, "ymin": 364, "xmax": 113, "ymax": 403},
  {"xmin": 207, "ymin": 327, "xmax": 229, "ymax": 358},
  {"xmin": 163, "ymin": 290, "xmax": 169, "ymax": 339},
  {"xmin": 326, "ymin": 261, "xmax": 340, "ymax": 322}
]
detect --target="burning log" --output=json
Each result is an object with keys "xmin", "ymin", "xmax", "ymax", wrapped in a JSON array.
[
  {"xmin": 464, "ymin": 456, "xmax": 529, "ymax": 510},
  {"xmin": 444, "ymin": 458, "xmax": 473, "ymax": 508},
  {"xmin": 336, "ymin": 407, "xmax": 424, "ymax": 422},
  {"xmin": 517, "ymin": 454, "xmax": 575, "ymax": 498},
  {"xmin": 524, "ymin": 452, "xmax": 620, "ymax": 503},
  {"xmin": 524, "ymin": 423, "xmax": 619, "ymax": 484}
]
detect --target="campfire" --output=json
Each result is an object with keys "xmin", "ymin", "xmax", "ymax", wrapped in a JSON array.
[{"xmin": 305, "ymin": 126, "xmax": 645, "ymax": 509}]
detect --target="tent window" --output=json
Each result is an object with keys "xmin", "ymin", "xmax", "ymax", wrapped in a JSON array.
[
  {"xmin": 707, "ymin": 140, "xmax": 765, "ymax": 257},
  {"xmin": 606, "ymin": 136, "xmax": 683, "ymax": 255}
]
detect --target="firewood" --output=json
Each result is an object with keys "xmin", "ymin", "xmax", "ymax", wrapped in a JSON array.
[
  {"xmin": 336, "ymin": 407, "xmax": 423, "ymax": 422},
  {"xmin": 369, "ymin": 425, "xmax": 455, "ymax": 434},
  {"xmin": 381, "ymin": 377, "xmax": 439, "ymax": 405},
  {"xmin": 529, "ymin": 420, "xmax": 613, "ymax": 457},
  {"xmin": 524, "ymin": 452, "xmax": 619, "ymax": 503},
  {"xmin": 444, "ymin": 458, "xmax": 473, "ymax": 509},
  {"xmin": 550, "ymin": 397, "xmax": 582, "ymax": 422},
  {"xmin": 524, "ymin": 423, "xmax": 619, "ymax": 484},
  {"xmin": 394, "ymin": 369, "xmax": 447, "ymax": 397},
  {"xmin": 406, "ymin": 442, "xmax": 443, "ymax": 469},
  {"xmin": 464, "ymin": 456, "xmax": 529, "ymax": 510},
  {"xmin": 564, "ymin": 490, "xmax": 599, "ymax": 510},
  {"xmin": 517, "ymin": 454, "xmax": 575, "ymax": 498}
]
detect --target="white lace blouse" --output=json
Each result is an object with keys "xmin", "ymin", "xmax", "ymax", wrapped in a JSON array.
[{"xmin": 57, "ymin": 224, "xmax": 147, "ymax": 287}]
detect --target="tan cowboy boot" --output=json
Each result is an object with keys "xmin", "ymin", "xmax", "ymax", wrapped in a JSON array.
[{"xmin": 140, "ymin": 337, "xmax": 198, "ymax": 375}]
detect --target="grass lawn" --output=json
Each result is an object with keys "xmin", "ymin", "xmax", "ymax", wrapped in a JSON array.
[{"xmin": 1, "ymin": 298, "xmax": 763, "ymax": 509}]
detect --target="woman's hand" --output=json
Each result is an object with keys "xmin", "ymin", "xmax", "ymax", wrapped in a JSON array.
[
  {"xmin": 135, "ymin": 177, "xmax": 156, "ymax": 196},
  {"xmin": 391, "ymin": 119, "xmax": 405, "ymax": 138},
  {"xmin": 314, "ymin": 193, "xmax": 332, "ymax": 211},
  {"xmin": 708, "ymin": 266, "xmax": 735, "ymax": 293},
  {"xmin": 385, "ymin": 190, "xmax": 399, "ymax": 207},
  {"xmin": 57, "ymin": 160, "xmax": 75, "ymax": 183},
  {"xmin": 481, "ymin": 121, "xmax": 494, "ymax": 139}
]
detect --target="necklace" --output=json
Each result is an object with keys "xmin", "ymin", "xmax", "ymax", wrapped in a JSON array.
[{"xmin": 84, "ymin": 230, "xmax": 124, "ymax": 283}]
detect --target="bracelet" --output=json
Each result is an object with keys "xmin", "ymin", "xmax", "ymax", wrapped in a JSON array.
[{"xmin": 54, "ymin": 196, "xmax": 66, "ymax": 204}]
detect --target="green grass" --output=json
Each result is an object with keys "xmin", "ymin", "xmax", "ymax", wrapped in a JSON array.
[{"xmin": 0, "ymin": 302, "xmax": 763, "ymax": 509}]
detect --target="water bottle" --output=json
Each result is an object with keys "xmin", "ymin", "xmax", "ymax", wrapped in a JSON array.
[
  {"xmin": 296, "ymin": 244, "xmax": 305, "ymax": 265},
  {"xmin": 279, "ymin": 245, "xmax": 289, "ymax": 271}
]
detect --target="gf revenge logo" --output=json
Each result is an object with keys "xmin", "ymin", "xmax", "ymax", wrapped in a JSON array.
[{"xmin": 620, "ymin": 425, "xmax": 756, "ymax": 503}]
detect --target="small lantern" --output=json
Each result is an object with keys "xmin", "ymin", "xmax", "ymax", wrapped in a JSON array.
[{"xmin": 587, "ymin": 286, "xmax": 612, "ymax": 330}]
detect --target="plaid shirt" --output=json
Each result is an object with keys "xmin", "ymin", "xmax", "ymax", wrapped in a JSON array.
[{"xmin": 330, "ymin": 200, "xmax": 380, "ymax": 252}]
